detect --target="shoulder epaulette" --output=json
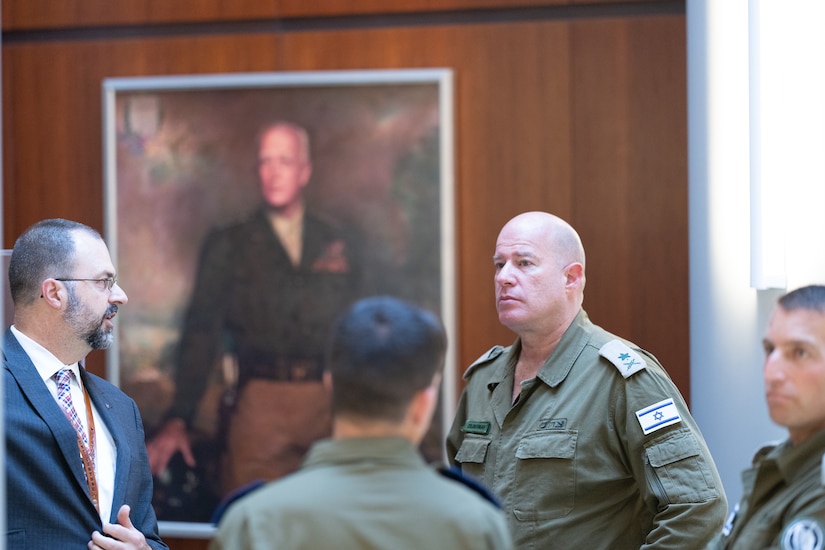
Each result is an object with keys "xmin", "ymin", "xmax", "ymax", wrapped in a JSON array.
[
  {"xmin": 463, "ymin": 345, "xmax": 504, "ymax": 379},
  {"xmin": 599, "ymin": 339, "xmax": 647, "ymax": 379}
]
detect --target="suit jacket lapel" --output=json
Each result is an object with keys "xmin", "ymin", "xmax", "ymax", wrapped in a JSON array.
[{"xmin": 3, "ymin": 328, "xmax": 90, "ymax": 496}]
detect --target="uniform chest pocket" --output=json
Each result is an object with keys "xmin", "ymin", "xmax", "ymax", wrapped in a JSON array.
[
  {"xmin": 513, "ymin": 431, "xmax": 578, "ymax": 521},
  {"xmin": 454, "ymin": 437, "xmax": 491, "ymax": 480}
]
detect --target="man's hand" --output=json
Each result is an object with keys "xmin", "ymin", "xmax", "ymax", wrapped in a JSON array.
[
  {"xmin": 146, "ymin": 418, "xmax": 196, "ymax": 476},
  {"xmin": 88, "ymin": 505, "xmax": 151, "ymax": 549}
]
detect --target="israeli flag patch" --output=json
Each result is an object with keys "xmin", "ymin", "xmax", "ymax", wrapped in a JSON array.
[
  {"xmin": 636, "ymin": 398, "xmax": 682, "ymax": 435},
  {"xmin": 600, "ymin": 339, "xmax": 647, "ymax": 378}
]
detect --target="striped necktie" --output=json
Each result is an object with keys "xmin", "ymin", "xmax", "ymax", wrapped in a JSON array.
[{"xmin": 54, "ymin": 368, "xmax": 89, "ymax": 449}]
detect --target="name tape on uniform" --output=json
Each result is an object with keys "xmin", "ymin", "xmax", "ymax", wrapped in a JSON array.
[
  {"xmin": 462, "ymin": 420, "xmax": 491, "ymax": 435},
  {"xmin": 635, "ymin": 398, "xmax": 681, "ymax": 435}
]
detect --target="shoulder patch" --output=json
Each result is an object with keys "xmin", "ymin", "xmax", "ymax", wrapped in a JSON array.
[
  {"xmin": 463, "ymin": 346, "xmax": 505, "ymax": 379},
  {"xmin": 599, "ymin": 339, "xmax": 647, "ymax": 379},
  {"xmin": 781, "ymin": 517, "xmax": 825, "ymax": 550},
  {"xmin": 635, "ymin": 398, "xmax": 681, "ymax": 435}
]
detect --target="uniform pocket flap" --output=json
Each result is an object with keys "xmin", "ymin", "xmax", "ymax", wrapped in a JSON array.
[
  {"xmin": 646, "ymin": 431, "xmax": 701, "ymax": 467},
  {"xmin": 516, "ymin": 431, "xmax": 577, "ymax": 460},
  {"xmin": 455, "ymin": 437, "xmax": 491, "ymax": 464}
]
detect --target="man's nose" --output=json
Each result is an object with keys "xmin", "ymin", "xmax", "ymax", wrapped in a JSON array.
[
  {"xmin": 496, "ymin": 263, "xmax": 514, "ymax": 284},
  {"xmin": 763, "ymin": 351, "xmax": 785, "ymax": 383},
  {"xmin": 110, "ymin": 282, "xmax": 128, "ymax": 305}
]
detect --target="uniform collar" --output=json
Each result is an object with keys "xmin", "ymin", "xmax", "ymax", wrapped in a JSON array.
[
  {"xmin": 767, "ymin": 429, "xmax": 825, "ymax": 484},
  {"xmin": 303, "ymin": 436, "xmax": 425, "ymax": 470},
  {"xmin": 485, "ymin": 309, "xmax": 592, "ymax": 392},
  {"xmin": 535, "ymin": 309, "xmax": 593, "ymax": 388}
]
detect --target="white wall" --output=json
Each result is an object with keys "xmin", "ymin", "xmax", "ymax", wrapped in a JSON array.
[{"xmin": 687, "ymin": 0, "xmax": 825, "ymax": 510}]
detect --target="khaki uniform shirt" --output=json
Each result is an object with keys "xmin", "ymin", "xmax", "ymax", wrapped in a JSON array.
[
  {"xmin": 709, "ymin": 430, "xmax": 825, "ymax": 550},
  {"xmin": 211, "ymin": 436, "xmax": 513, "ymax": 550},
  {"xmin": 447, "ymin": 310, "xmax": 727, "ymax": 549}
]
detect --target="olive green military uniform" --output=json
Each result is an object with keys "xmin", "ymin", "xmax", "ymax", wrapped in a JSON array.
[
  {"xmin": 447, "ymin": 310, "xmax": 727, "ymax": 549},
  {"xmin": 211, "ymin": 437, "xmax": 513, "ymax": 550},
  {"xmin": 709, "ymin": 430, "xmax": 825, "ymax": 550}
]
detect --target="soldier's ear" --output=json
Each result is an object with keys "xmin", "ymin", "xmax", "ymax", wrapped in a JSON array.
[
  {"xmin": 409, "ymin": 384, "xmax": 438, "ymax": 429},
  {"xmin": 564, "ymin": 262, "xmax": 584, "ymax": 289}
]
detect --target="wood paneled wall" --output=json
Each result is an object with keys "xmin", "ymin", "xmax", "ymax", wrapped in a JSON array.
[{"xmin": 3, "ymin": 2, "xmax": 687, "ymax": 548}]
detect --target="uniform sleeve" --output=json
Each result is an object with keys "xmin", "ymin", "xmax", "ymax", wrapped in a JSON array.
[
  {"xmin": 619, "ymin": 367, "xmax": 728, "ymax": 549},
  {"xmin": 209, "ymin": 508, "xmax": 253, "ymax": 550},
  {"xmin": 169, "ymin": 229, "xmax": 233, "ymax": 424},
  {"xmin": 210, "ymin": 501, "xmax": 288, "ymax": 550},
  {"xmin": 209, "ymin": 516, "xmax": 243, "ymax": 550},
  {"xmin": 482, "ymin": 508, "xmax": 514, "ymax": 550}
]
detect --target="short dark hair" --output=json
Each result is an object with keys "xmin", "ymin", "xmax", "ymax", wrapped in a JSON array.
[
  {"xmin": 326, "ymin": 295, "xmax": 447, "ymax": 422},
  {"xmin": 8, "ymin": 219, "xmax": 101, "ymax": 306},
  {"xmin": 777, "ymin": 285, "xmax": 825, "ymax": 314}
]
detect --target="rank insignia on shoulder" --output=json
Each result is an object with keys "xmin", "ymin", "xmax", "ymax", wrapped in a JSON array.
[
  {"xmin": 600, "ymin": 339, "xmax": 647, "ymax": 379},
  {"xmin": 461, "ymin": 420, "xmax": 491, "ymax": 435},
  {"xmin": 635, "ymin": 397, "xmax": 681, "ymax": 435},
  {"xmin": 781, "ymin": 518, "xmax": 825, "ymax": 550}
]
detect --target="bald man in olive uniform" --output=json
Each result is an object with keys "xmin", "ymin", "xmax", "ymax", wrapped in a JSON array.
[
  {"xmin": 212, "ymin": 296, "xmax": 512, "ymax": 550},
  {"xmin": 447, "ymin": 211, "xmax": 727, "ymax": 549}
]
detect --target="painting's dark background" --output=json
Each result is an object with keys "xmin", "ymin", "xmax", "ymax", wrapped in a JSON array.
[{"xmin": 4, "ymin": 1, "xmax": 688, "ymax": 547}]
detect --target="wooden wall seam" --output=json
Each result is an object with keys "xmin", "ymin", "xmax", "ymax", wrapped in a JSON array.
[{"xmin": 3, "ymin": 1, "xmax": 685, "ymax": 40}]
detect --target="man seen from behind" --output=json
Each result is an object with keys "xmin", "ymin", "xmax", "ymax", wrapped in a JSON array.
[{"xmin": 211, "ymin": 295, "xmax": 512, "ymax": 549}]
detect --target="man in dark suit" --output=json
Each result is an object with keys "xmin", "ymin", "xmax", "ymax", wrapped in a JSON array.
[
  {"xmin": 3, "ymin": 218, "xmax": 167, "ymax": 549},
  {"xmin": 211, "ymin": 296, "xmax": 512, "ymax": 549}
]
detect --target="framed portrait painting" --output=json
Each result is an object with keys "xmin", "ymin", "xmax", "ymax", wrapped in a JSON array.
[{"xmin": 102, "ymin": 69, "xmax": 455, "ymax": 537}]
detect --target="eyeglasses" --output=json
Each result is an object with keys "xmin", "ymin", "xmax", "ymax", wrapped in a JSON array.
[{"xmin": 55, "ymin": 277, "xmax": 118, "ymax": 291}]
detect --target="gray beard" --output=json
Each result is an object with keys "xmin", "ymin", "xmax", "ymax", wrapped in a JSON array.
[{"xmin": 64, "ymin": 288, "xmax": 116, "ymax": 350}]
